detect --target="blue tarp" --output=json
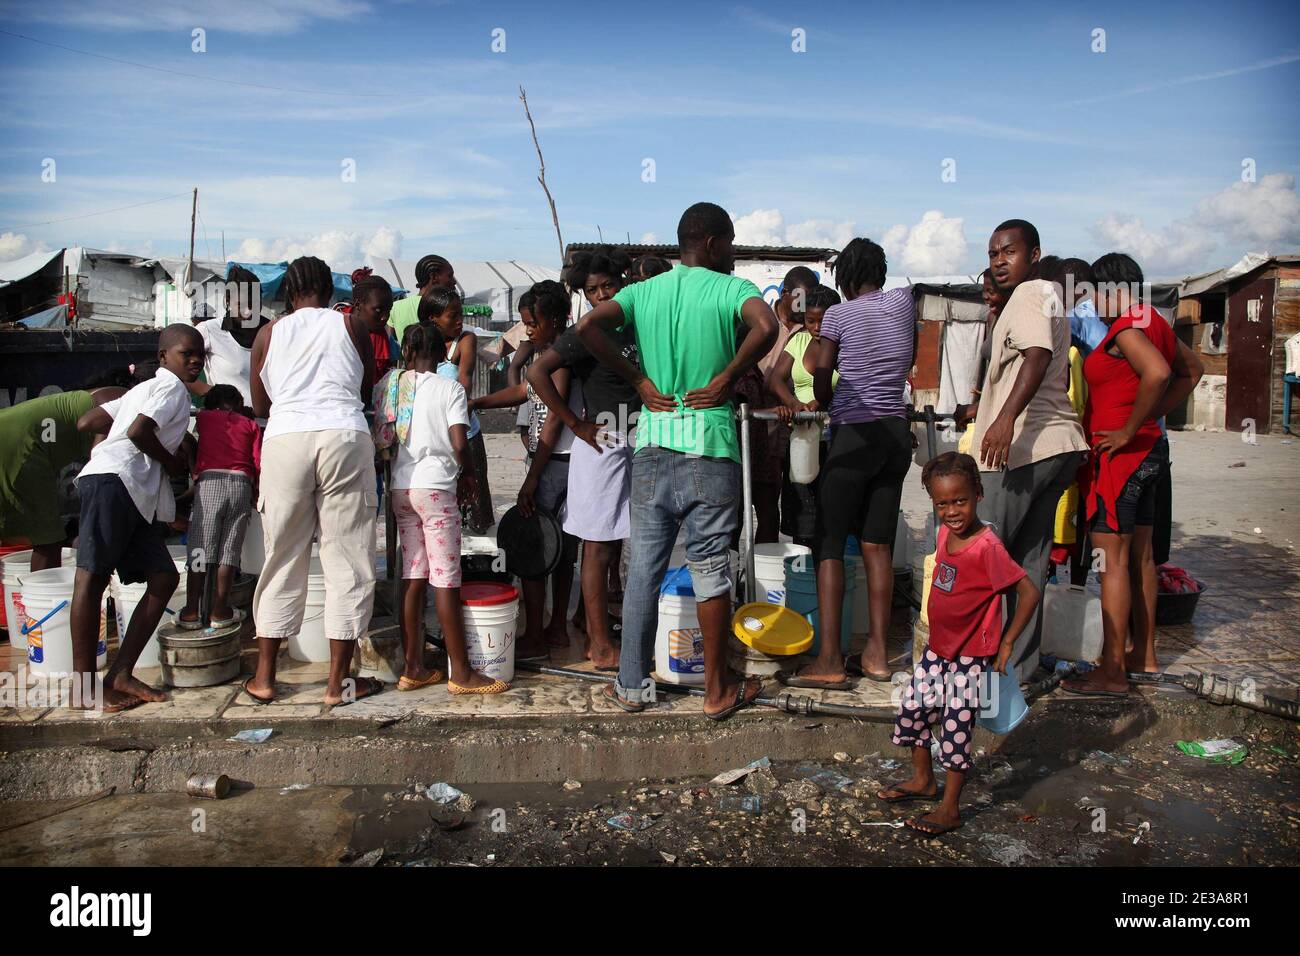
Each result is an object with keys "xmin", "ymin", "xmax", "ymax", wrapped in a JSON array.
[
  {"xmin": 17, "ymin": 303, "xmax": 67, "ymax": 328},
  {"xmin": 228, "ymin": 261, "xmax": 355, "ymax": 302}
]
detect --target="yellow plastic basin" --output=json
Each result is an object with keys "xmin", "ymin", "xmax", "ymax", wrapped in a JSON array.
[{"xmin": 731, "ymin": 602, "xmax": 813, "ymax": 656}]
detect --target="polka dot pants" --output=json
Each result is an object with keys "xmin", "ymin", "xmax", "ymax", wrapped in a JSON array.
[{"xmin": 891, "ymin": 646, "xmax": 989, "ymax": 773}]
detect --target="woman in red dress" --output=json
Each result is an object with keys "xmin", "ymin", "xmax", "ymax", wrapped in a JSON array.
[{"xmin": 1063, "ymin": 254, "xmax": 1201, "ymax": 697}]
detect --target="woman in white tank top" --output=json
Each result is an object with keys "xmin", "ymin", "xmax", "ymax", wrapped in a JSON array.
[{"xmin": 246, "ymin": 256, "xmax": 384, "ymax": 707}]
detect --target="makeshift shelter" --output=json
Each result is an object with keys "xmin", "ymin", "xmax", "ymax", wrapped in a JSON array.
[
  {"xmin": 0, "ymin": 248, "xmax": 65, "ymax": 324},
  {"xmin": 1176, "ymin": 253, "xmax": 1300, "ymax": 434}
]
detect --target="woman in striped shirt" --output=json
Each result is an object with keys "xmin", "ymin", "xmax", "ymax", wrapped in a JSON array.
[{"xmin": 780, "ymin": 238, "xmax": 915, "ymax": 690}]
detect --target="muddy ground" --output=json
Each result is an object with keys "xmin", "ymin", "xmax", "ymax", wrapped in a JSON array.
[{"xmin": 2, "ymin": 726, "xmax": 1296, "ymax": 867}]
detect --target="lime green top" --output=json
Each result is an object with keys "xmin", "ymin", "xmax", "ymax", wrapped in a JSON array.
[
  {"xmin": 388, "ymin": 294, "xmax": 421, "ymax": 347},
  {"xmin": 612, "ymin": 265, "xmax": 763, "ymax": 462},
  {"xmin": 785, "ymin": 330, "xmax": 839, "ymax": 404}
]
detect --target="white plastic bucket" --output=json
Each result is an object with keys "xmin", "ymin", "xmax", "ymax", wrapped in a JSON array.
[
  {"xmin": 461, "ymin": 582, "xmax": 519, "ymax": 683},
  {"xmin": 288, "ymin": 557, "xmax": 331, "ymax": 662},
  {"xmin": 1042, "ymin": 583, "xmax": 1103, "ymax": 664},
  {"xmin": 654, "ymin": 567, "xmax": 705, "ymax": 686},
  {"xmin": 241, "ymin": 508, "xmax": 264, "ymax": 575},
  {"xmin": 3, "ymin": 547, "xmax": 75, "ymax": 651},
  {"xmin": 110, "ymin": 545, "xmax": 190, "ymax": 670},
  {"xmin": 17, "ymin": 567, "xmax": 107, "ymax": 675},
  {"xmin": 753, "ymin": 542, "xmax": 811, "ymax": 606}
]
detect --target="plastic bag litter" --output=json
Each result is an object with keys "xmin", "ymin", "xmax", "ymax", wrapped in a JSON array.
[
  {"xmin": 229, "ymin": 729, "xmax": 273, "ymax": 743},
  {"xmin": 709, "ymin": 756, "xmax": 772, "ymax": 786},
  {"xmin": 426, "ymin": 782, "xmax": 465, "ymax": 804},
  {"xmin": 1176, "ymin": 739, "xmax": 1248, "ymax": 765},
  {"xmin": 606, "ymin": 813, "xmax": 657, "ymax": 830}
]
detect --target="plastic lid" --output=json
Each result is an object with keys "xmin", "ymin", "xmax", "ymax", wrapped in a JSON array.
[
  {"xmin": 731, "ymin": 602, "xmax": 813, "ymax": 656},
  {"xmin": 660, "ymin": 566, "xmax": 695, "ymax": 597},
  {"xmin": 461, "ymin": 582, "xmax": 519, "ymax": 606}
]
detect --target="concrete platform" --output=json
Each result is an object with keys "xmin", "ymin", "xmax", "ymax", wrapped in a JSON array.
[{"xmin": 1, "ymin": 430, "xmax": 1297, "ymax": 798}]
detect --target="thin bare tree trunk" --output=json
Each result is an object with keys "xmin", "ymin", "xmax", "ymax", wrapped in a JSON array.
[{"xmin": 519, "ymin": 86, "xmax": 564, "ymax": 265}]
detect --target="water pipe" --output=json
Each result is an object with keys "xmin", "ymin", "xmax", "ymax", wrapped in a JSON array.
[{"xmin": 1128, "ymin": 669, "xmax": 1300, "ymax": 722}]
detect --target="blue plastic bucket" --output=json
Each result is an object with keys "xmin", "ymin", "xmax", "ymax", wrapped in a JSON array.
[
  {"xmin": 782, "ymin": 555, "xmax": 855, "ymax": 655},
  {"xmin": 976, "ymin": 666, "xmax": 1028, "ymax": 734}
]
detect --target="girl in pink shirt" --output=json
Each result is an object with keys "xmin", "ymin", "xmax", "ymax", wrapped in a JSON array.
[
  {"xmin": 178, "ymin": 384, "xmax": 260, "ymax": 630},
  {"xmin": 877, "ymin": 452, "xmax": 1040, "ymax": 836}
]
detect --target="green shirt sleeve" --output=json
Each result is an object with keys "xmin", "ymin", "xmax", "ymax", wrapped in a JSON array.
[
  {"xmin": 730, "ymin": 278, "xmax": 764, "ymax": 325},
  {"xmin": 612, "ymin": 283, "xmax": 638, "ymax": 333}
]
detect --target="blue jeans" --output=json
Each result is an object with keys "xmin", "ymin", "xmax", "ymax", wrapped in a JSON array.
[{"xmin": 616, "ymin": 445, "xmax": 740, "ymax": 702}]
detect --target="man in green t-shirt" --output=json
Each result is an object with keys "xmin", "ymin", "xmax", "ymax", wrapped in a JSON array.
[
  {"xmin": 389, "ymin": 254, "xmax": 455, "ymax": 346},
  {"xmin": 577, "ymin": 202, "xmax": 777, "ymax": 720}
]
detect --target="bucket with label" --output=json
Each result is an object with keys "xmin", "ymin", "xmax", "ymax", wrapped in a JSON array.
[
  {"xmin": 3, "ymin": 547, "xmax": 75, "ymax": 650},
  {"xmin": 461, "ymin": 582, "xmax": 518, "ymax": 683},
  {"xmin": 783, "ymin": 554, "xmax": 855, "ymax": 656},
  {"xmin": 654, "ymin": 566, "xmax": 704, "ymax": 685},
  {"xmin": 752, "ymin": 542, "xmax": 811, "ymax": 606},
  {"xmin": 17, "ymin": 567, "xmax": 106, "ymax": 675}
]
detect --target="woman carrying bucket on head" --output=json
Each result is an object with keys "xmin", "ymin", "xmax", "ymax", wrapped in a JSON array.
[
  {"xmin": 375, "ymin": 322, "xmax": 508, "ymax": 695},
  {"xmin": 246, "ymin": 256, "xmax": 384, "ymax": 708}
]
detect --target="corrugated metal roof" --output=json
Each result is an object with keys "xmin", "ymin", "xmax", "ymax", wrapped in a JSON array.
[{"xmin": 564, "ymin": 242, "xmax": 836, "ymax": 262}]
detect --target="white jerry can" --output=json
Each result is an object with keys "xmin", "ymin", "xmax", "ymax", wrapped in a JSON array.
[{"xmin": 1041, "ymin": 582, "xmax": 1103, "ymax": 664}]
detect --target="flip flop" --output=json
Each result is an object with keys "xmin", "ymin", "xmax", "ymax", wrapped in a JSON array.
[
  {"xmin": 176, "ymin": 614, "xmax": 205, "ymax": 631},
  {"xmin": 397, "ymin": 670, "xmax": 445, "ymax": 692},
  {"xmin": 1061, "ymin": 681, "xmax": 1129, "ymax": 700},
  {"xmin": 704, "ymin": 676, "xmax": 763, "ymax": 722},
  {"xmin": 240, "ymin": 678, "xmax": 276, "ymax": 706},
  {"xmin": 601, "ymin": 682, "xmax": 645, "ymax": 713},
  {"xmin": 905, "ymin": 815, "xmax": 965, "ymax": 837},
  {"xmin": 327, "ymin": 676, "xmax": 386, "ymax": 707},
  {"xmin": 209, "ymin": 608, "xmax": 247, "ymax": 628},
  {"xmin": 844, "ymin": 655, "xmax": 893, "ymax": 682},
  {"xmin": 448, "ymin": 678, "xmax": 510, "ymax": 696},
  {"xmin": 777, "ymin": 671, "xmax": 855, "ymax": 691},
  {"xmin": 876, "ymin": 782, "xmax": 944, "ymax": 805}
]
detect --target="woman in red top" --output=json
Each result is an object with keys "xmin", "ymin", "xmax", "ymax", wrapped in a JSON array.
[{"xmin": 1064, "ymin": 254, "xmax": 1201, "ymax": 698}]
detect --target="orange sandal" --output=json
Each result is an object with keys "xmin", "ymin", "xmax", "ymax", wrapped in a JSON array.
[
  {"xmin": 448, "ymin": 678, "xmax": 510, "ymax": 696},
  {"xmin": 397, "ymin": 670, "xmax": 445, "ymax": 692}
]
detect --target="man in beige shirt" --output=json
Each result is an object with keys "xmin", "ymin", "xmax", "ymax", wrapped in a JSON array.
[{"xmin": 961, "ymin": 219, "xmax": 1088, "ymax": 680}]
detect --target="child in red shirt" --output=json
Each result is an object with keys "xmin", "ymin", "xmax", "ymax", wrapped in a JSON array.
[
  {"xmin": 178, "ymin": 384, "xmax": 260, "ymax": 629},
  {"xmin": 877, "ymin": 452, "xmax": 1040, "ymax": 836}
]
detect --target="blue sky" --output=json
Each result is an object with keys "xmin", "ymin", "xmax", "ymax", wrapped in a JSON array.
[{"xmin": 0, "ymin": 0, "xmax": 1297, "ymax": 277}]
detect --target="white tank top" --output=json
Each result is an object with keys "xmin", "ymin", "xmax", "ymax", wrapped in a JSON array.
[{"xmin": 261, "ymin": 307, "xmax": 368, "ymax": 440}]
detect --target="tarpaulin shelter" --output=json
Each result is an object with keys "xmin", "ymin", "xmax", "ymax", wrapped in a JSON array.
[{"xmin": 364, "ymin": 257, "xmax": 561, "ymax": 328}]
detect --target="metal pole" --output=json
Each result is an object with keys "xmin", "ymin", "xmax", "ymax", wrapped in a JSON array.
[{"xmin": 739, "ymin": 403, "xmax": 755, "ymax": 604}]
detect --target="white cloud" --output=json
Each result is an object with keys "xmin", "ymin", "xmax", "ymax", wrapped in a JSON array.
[
  {"xmin": 639, "ymin": 232, "xmax": 658, "ymax": 244},
  {"xmin": 232, "ymin": 226, "xmax": 403, "ymax": 272},
  {"xmin": 0, "ymin": 232, "xmax": 49, "ymax": 261},
  {"xmin": 880, "ymin": 210, "xmax": 968, "ymax": 275},
  {"xmin": 732, "ymin": 208, "xmax": 856, "ymax": 249},
  {"xmin": 733, "ymin": 208, "xmax": 786, "ymax": 246},
  {"xmin": 1090, "ymin": 173, "xmax": 1300, "ymax": 272},
  {"xmin": 1, "ymin": 0, "xmax": 375, "ymax": 34}
]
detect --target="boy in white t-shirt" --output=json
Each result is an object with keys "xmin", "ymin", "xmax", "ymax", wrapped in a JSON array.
[
  {"xmin": 378, "ymin": 322, "xmax": 508, "ymax": 695},
  {"xmin": 71, "ymin": 324, "xmax": 204, "ymax": 712}
]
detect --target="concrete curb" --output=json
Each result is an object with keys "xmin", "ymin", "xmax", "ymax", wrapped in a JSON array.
[{"xmin": 2, "ymin": 686, "xmax": 1292, "ymax": 801}]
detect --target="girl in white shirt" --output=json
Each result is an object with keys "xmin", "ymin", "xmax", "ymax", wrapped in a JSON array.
[{"xmin": 385, "ymin": 323, "xmax": 508, "ymax": 694}]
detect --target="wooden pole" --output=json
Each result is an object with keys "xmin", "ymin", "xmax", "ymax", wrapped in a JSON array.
[
  {"xmin": 518, "ymin": 87, "xmax": 564, "ymax": 266},
  {"xmin": 187, "ymin": 187, "xmax": 197, "ymax": 316}
]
